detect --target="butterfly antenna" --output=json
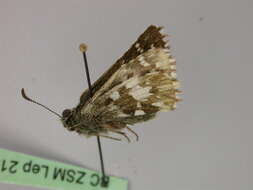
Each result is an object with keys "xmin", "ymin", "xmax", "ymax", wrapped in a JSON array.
[{"xmin": 21, "ymin": 88, "xmax": 62, "ymax": 118}]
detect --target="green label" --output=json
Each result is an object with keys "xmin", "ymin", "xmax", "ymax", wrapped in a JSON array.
[{"xmin": 0, "ymin": 148, "xmax": 128, "ymax": 190}]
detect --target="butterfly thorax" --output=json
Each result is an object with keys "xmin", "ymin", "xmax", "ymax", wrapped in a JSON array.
[{"xmin": 61, "ymin": 108, "xmax": 107, "ymax": 137}]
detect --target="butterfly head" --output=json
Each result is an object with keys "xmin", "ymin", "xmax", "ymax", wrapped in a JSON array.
[
  {"xmin": 61, "ymin": 108, "xmax": 102, "ymax": 135},
  {"xmin": 61, "ymin": 109, "xmax": 76, "ymax": 131},
  {"xmin": 62, "ymin": 109, "xmax": 72, "ymax": 119}
]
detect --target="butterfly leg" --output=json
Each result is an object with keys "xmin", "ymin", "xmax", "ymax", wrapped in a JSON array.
[
  {"xmin": 102, "ymin": 124, "xmax": 131, "ymax": 142},
  {"xmin": 126, "ymin": 126, "xmax": 139, "ymax": 141},
  {"xmin": 96, "ymin": 135, "xmax": 121, "ymax": 141},
  {"xmin": 109, "ymin": 130, "xmax": 131, "ymax": 143}
]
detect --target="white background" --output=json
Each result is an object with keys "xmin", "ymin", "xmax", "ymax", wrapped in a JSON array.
[{"xmin": 1, "ymin": 0, "xmax": 253, "ymax": 190}]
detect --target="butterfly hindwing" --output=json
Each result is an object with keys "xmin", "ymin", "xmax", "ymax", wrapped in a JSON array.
[{"xmin": 81, "ymin": 47, "xmax": 180, "ymax": 126}]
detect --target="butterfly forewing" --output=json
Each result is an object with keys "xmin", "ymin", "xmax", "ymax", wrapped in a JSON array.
[
  {"xmin": 79, "ymin": 26, "xmax": 181, "ymax": 131},
  {"xmin": 79, "ymin": 25, "xmax": 169, "ymax": 106}
]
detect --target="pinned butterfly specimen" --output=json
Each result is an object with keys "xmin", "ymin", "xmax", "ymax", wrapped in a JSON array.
[{"xmin": 21, "ymin": 25, "xmax": 181, "ymax": 142}]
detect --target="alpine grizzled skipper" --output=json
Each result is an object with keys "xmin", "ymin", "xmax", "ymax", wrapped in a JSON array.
[{"xmin": 21, "ymin": 25, "xmax": 181, "ymax": 142}]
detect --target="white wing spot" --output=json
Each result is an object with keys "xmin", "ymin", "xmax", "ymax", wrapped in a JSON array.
[
  {"xmin": 170, "ymin": 72, "xmax": 177, "ymax": 78},
  {"xmin": 169, "ymin": 58, "xmax": 176, "ymax": 64},
  {"xmin": 134, "ymin": 110, "xmax": 145, "ymax": 116},
  {"xmin": 164, "ymin": 49, "xmax": 171, "ymax": 54},
  {"xmin": 138, "ymin": 48, "xmax": 144, "ymax": 53},
  {"xmin": 156, "ymin": 59, "xmax": 170, "ymax": 68},
  {"xmin": 129, "ymin": 85, "xmax": 152, "ymax": 101},
  {"xmin": 136, "ymin": 44, "xmax": 143, "ymax": 53},
  {"xmin": 108, "ymin": 105, "xmax": 118, "ymax": 111},
  {"xmin": 138, "ymin": 56, "xmax": 144, "ymax": 62},
  {"xmin": 110, "ymin": 91, "xmax": 120, "ymax": 100},
  {"xmin": 153, "ymin": 50, "xmax": 171, "ymax": 69},
  {"xmin": 139, "ymin": 60, "xmax": 150, "ymax": 67},
  {"xmin": 152, "ymin": 102, "xmax": 164, "ymax": 107},
  {"xmin": 125, "ymin": 78, "xmax": 139, "ymax": 89},
  {"xmin": 118, "ymin": 113, "xmax": 130, "ymax": 117},
  {"xmin": 147, "ymin": 71, "xmax": 159, "ymax": 76},
  {"xmin": 170, "ymin": 65, "xmax": 176, "ymax": 70}
]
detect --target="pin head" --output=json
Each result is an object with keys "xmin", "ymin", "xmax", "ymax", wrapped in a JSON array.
[{"xmin": 79, "ymin": 43, "xmax": 88, "ymax": 53}]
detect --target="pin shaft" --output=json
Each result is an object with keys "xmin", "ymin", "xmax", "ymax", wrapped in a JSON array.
[{"xmin": 81, "ymin": 45, "xmax": 108, "ymax": 187}]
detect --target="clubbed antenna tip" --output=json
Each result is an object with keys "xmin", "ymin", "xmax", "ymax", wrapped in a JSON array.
[{"xmin": 21, "ymin": 88, "xmax": 62, "ymax": 118}]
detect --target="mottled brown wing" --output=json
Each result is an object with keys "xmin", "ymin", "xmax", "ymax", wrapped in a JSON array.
[
  {"xmin": 78, "ymin": 25, "xmax": 168, "ymax": 108},
  {"xmin": 80, "ymin": 47, "xmax": 181, "ymax": 126}
]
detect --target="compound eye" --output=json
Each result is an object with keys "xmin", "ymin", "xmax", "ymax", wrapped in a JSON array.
[{"xmin": 62, "ymin": 109, "xmax": 71, "ymax": 118}]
